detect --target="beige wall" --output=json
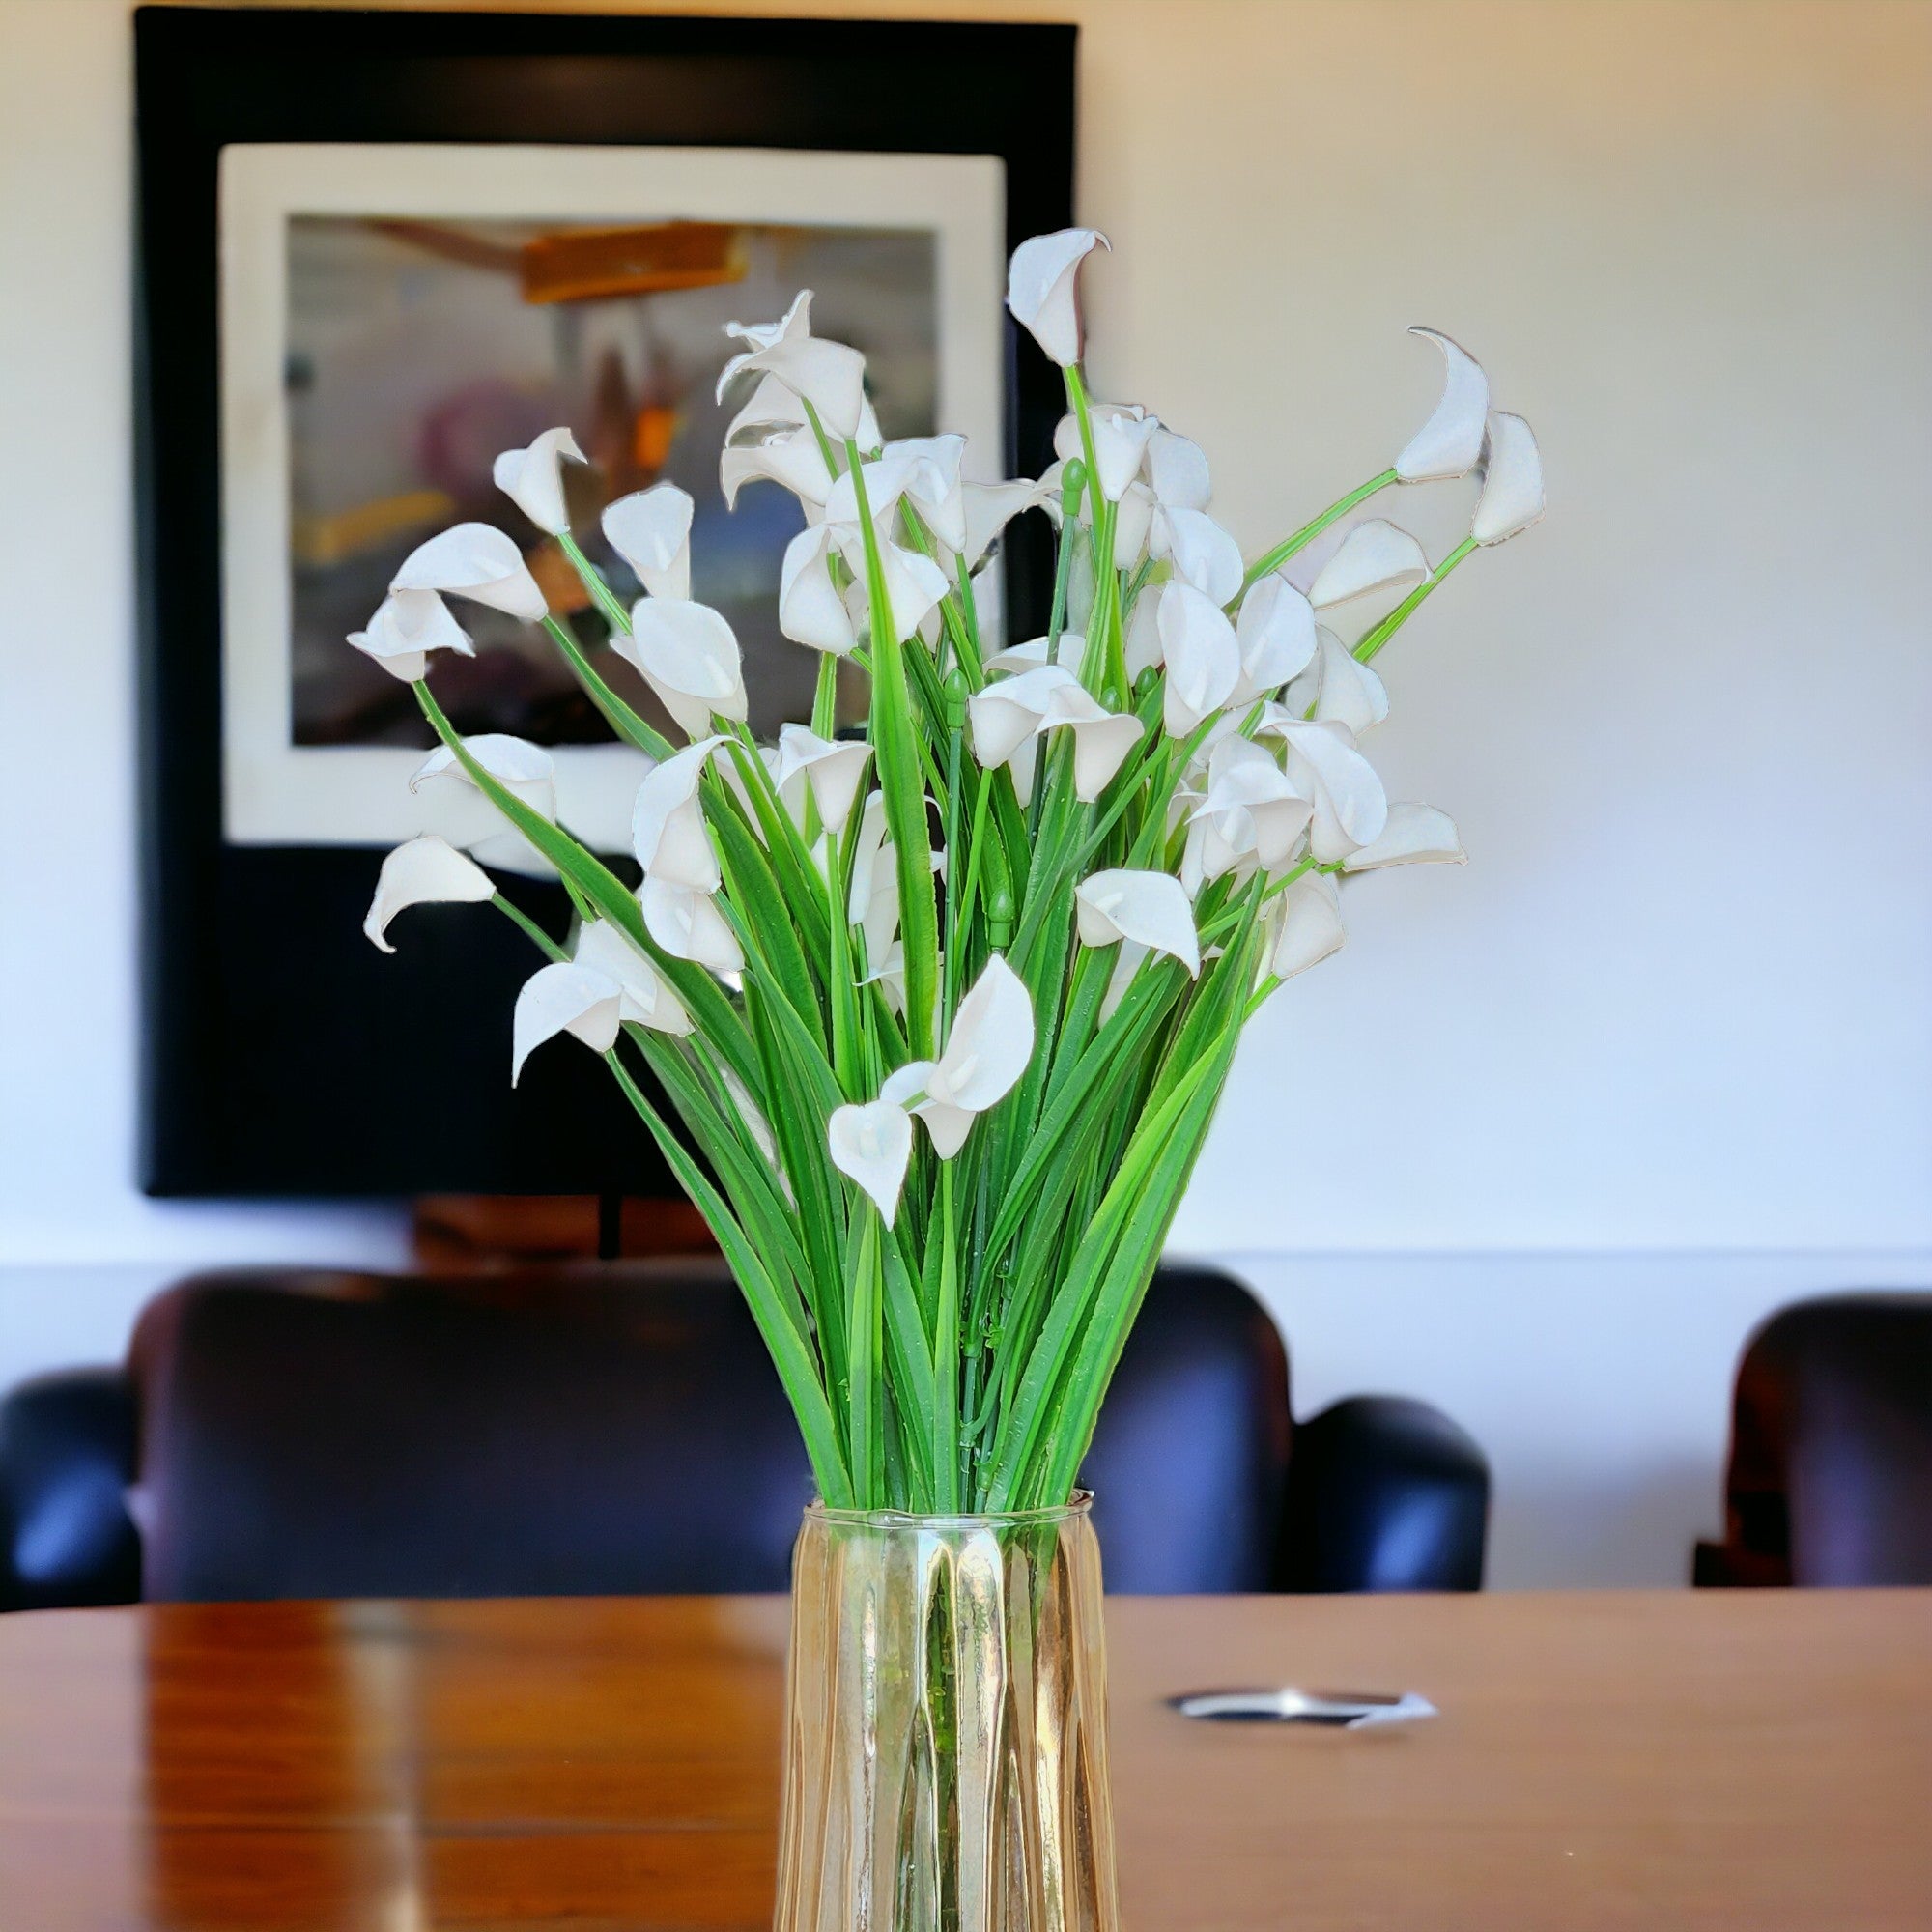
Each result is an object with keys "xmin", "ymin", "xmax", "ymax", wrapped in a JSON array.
[{"xmin": 2, "ymin": 0, "xmax": 1928, "ymax": 1580}]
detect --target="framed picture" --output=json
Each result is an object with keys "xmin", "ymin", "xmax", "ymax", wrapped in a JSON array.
[{"xmin": 136, "ymin": 7, "xmax": 1076, "ymax": 1196}]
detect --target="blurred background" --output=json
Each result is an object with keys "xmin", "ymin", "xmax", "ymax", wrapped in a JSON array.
[{"xmin": 0, "ymin": 0, "xmax": 1926, "ymax": 1592}]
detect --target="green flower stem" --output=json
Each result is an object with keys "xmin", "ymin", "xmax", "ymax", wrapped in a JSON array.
[
  {"xmin": 1356, "ymin": 534, "xmax": 1477, "ymax": 664},
  {"xmin": 932, "ymin": 1163, "xmax": 962, "ymax": 1511},
  {"xmin": 491, "ymin": 893, "xmax": 567, "ymax": 962},
  {"xmin": 540, "ymin": 615, "xmax": 671, "ymax": 759},
  {"xmin": 846, "ymin": 438, "xmax": 940, "ymax": 1061},
  {"xmin": 1238, "ymin": 468, "xmax": 1399, "ymax": 595},
  {"xmin": 810, "ymin": 650, "xmax": 839, "ymax": 740},
  {"xmin": 556, "ymin": 529, "xmax": 635, "ymax": 637}
]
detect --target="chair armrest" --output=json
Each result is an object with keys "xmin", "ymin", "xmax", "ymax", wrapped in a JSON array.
[
  {"xmin": 0, "ymin": 1369, "xmax": 141, "ymax": 1609},
  {"xmin": 1276, "ymin": 1395, "xmax": 1490, "ymax": 1592}
]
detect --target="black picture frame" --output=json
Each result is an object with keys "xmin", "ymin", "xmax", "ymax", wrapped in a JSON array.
[{"xmin": 134, "ymin": 6, "xmax": 1077, "ymax": 1198}]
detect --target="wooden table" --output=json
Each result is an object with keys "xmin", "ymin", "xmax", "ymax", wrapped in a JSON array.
[{"xmin": 2, "ymin": 1592, "xmax": 1926, "ymax": 1930}]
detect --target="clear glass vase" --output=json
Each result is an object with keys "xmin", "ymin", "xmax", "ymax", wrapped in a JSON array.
[{"xmin": 774, "ymin": 1493, "xmax": 1120, "ymax": 1932}]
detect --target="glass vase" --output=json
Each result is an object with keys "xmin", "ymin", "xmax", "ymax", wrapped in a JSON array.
[{"xmin": 774, "ymin": 1493, "xmax": 1120, "ymax": 1932}]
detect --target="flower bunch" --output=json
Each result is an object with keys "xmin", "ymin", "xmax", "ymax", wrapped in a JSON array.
[{"xmin": 356, "ymin": 228, "xmax": 1542, "ymax": 1513}]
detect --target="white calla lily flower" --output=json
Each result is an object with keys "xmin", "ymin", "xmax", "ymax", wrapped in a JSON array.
[
  {"xmin": 614, "ymin": 600, "xmax": 747, "ymax": 739},
  {"xmin": 968, "ymin": 665, "xmax": 1143, "ymax": 803},
  {"xmin": 724, "ymin": 369, "xmax": 881, "ymax": 451},
  {"xmin": 720, "ymin": 426, "xmax": 837, "ymax": 511},
  {"xmin": 984, "ymin": 630, "xmax": 1084, "ymax": 674},
  {"xmin": 347, "ymin": 588, "xmax": 472, "ymax": 684},
  {"xmin": 390, "ymin": 523, "xmax": 548, "ymax": 625},
  {"xmin": 410, "ymin": 734, "xmax": 557, "ymax": 821},
  {"xmin": 602, "ymin": 484, "xmax": 693, "ymax": 600},
  {"xmin": 575, "ymin": 918, "xmax": 693, "ymax": 1035},
  {"xmin": 1124, "ymin": 593, "xmax": 1164, "ymax": 681},
  {"xmin": 879, "ymin": 953, "xmax": 1034, "ymax": 1157},
  {"xmin": 631, "ymin": 736, "xmax": 726, "ymax": 890},
  {"xmin": 1151, "ymin": 505, "xmax": 1243, "ymax": 604},
  {"xmin": 639, "ymin": 874, "xmax": 743, "ymax": 975},
  {"xmin": 1087, "ymin": 402, "xmax": 1158, "ymax": 502},
  {"xmin": 492, "ymin": 426, "xmax": 585, "ymax": 536},
  {"xmin": 1342, "ymin": 803, "xmax": 1465, "ymax": 870},
  {"xmin": 1076, "ymin": 868, "xmax": 1201, "ymax": 978},
  {"xmin": 1308, "ymin": 519, "xmax": 1430, "ymax": 611},
  {"xmin": 1290, "ymin": 627, "xmax": 1389, "ymax": 737},
  {"xmin": 1472, "ymin": 412, "xmax": 1545, "ymax": 545},
  {"xmin": 1268, "ymin": 870, "xmax": 1346, "ymax": 979},
  {"xmin": 363, "ymin": 835, "xmax": 494, "ymax": 952},
  {"xmin": 1006, "ymin": 227, "xmax": 1108, "ymax": 368},
  {"xmin": 774, "ymin": 724, "xmax": 872, "ymax": 838},
  {"xmin": 1156, "ymin": 582, "xmax": 1241, "ymax": 735},
  {"xmin": 511, "ymin": 962, "xmax": 622, "ymax": 1084},
  {"xmin": 1191, "ymin": 737, "xmax": 1313, "ymax": 881},
  {"xmin": 715, "ymin": 290, "xmax": 867, "ymax": 441},
  {"xmin": 1144, "ymin": 425, "xmax": 1211, "ymax": 511},
  {"xmin": 1262, "ymin": 718, "xmax": 1389, "ymax": 860},
  {"xmin": 840, "ymin": 529, "xmax": 950, "ymax": 643},
  {"xmin": 1229, "ymin": 574, "xmax": 1317, "ymax": 704},
  {"xmin": 1396, "ymin": 328, "xmax": 1490, "ymax": 483},
  {"xmin": 1108, "ymin": 480, "xmax": 1153, "ymax": 571},
  {"xmin": 952, "ymin": 477, "xmax": 1051, "ymax": 574},
  {"xmin": 779, "ymin": 525, "xmax": 857, "ymax": 655},
  {"xmin": 828, "ymin": 1097, "xmax": 915, "ymax": 1222}
]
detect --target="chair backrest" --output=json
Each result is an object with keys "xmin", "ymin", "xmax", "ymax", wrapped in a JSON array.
[
  {"xmin": 1717, "ymin": 1293, "xmax": 1932, "ymax": 1586},
  {"xmin": 129, "ymin": 1262, "xmax": 1292, "ymax": 1602}
]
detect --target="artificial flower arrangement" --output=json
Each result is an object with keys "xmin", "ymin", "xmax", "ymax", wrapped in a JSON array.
[{"xmin": 355, "ymin": 227, "xmax": 1541, "ymax": 1518}]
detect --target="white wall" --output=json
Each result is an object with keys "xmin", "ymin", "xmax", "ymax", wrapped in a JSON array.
[{"xmin": 2, "ymin": 0, "xmax": 1927, "ymax": 1586}]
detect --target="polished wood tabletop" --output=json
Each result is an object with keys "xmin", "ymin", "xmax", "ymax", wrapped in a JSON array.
[{"xmin": 1, "ymin": 1590, "xmax": 1926, "ymax": 1930}]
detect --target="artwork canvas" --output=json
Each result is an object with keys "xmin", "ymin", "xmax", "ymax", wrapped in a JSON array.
[{"xmin": 220, "ymin": 144, "xmax": 1006, "ymax": 849}]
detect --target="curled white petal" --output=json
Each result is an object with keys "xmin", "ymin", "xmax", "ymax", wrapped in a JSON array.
[
  {"xmin": 715, "ymin": 290, "xmax": 868, "ymax": 441},
  {"xmin": 828, "ymin": 1098, "xmax": 914, "ymax": 1221},
  {"xmin": 1308, "ymin": 520, "xmax": 1430, "ymax": 611},
  {"xmin": 1157, "ymin": 582, "xmax": 1241, "ymax": 735},
  {"xmin": 1307, "ymin": 628, "xmax": 1390, "ymax": 737},
  {"xmin": 410, "ymin": 734, "xmax": 557, "ymax": 821},
  {"xmin": 1396, "ymin": 328, "xmax": 1490, "ymax": 483},
  {"xmin": 1076, "ymin": 868, "xmax": 1201, "ymax": 978},
  {"xmin": 1006, "ymin": 227, "xmax": 1108, "ymax": 368},
  {"xmin": 1123, "ymin": 594, "xmax": 1164, "ymax": 680},
  {"xmin": 492, "ymin": 426, "xmax": 585, "ymax": 536},
  {"xmin": 1269, "ymin": 871, "xmax": 1346, "ymax": 979},
  {"xmin": 1087, "ymin": 403, "xmax": 1158, "ymax": 502},
  {"xmin": 838, "ymin": 530, "xmax": 950, "ymax": 643},
  {"xmin": 1230, "ymin": 574, "xmax": 1317, "ymax": 702},
  {"xmin": 1472, "ymin": 412, "xmax": 1545, "ymax": 545},
  {"xmin": 391, "ymin": 523, "xmax": 547, "ymax": 624},
  {"xmin": 954, "ymin": 477, "xmax": 1051, "ymax": 573},
  {"xmin": 631, "ymin": 736, "xmax": 726, "ymax": 889},
  {"xmin": 1342, "ymin": 802, "xmax": 1465, "ymax": 870},
  {"xmin": 511, "ymin": 961, "xmax": 622, "ymax": 1084},
  {"xmin": 720, "ymin": 427, "xmax": 837, "ymax": 511},
  {"xmin": 779, "ymin": 525, "xmax": 857, "ymax": 655},
  {"xmin": 574, "ymin": 918, "xmax": 693, "ymax": 1035},
  {"xmin": 348, "ymin": 588, "xmax": 472, "ymax": 684},
  {"xmin": 1151, "ymin": 506, "xmax": 1243, "ymax": 604},
  {"xmin": 615, "ymin": 601, "xmax": 747, "ymax": 739},
  {"xmin": 1144, "ymin": 426, "xmax": 1211, "ymax": 511},
  {"xmin": 363, "ymin": 835, "xmax": 494, "ymax": 952},
  {"xmin": 639, "ymin": 875, "xmax": 742, "ymax": 974},
  {"xmin": 1193, "ymin": 737, "xmax": 1313, "ymax": 878},
  {"xmin": 932, "ymin": 954, "xmax": 1034, "ymax": 1115},
  {"xmin": 775, "ymin": 724, "xmax": 872, "ymax": 838},
  {"xmin": 1112, "ymin": 480, "xmax": 1155, "ymax": 571},
  {"xmin": 984, "ymin": 630, "xmax": 1084, "ymax": 674},
  {"xmin": 602, "ymin": 484, "xmax": 693, "ymax": 600},
  {"xmin": 1266, "ymin": 719, "xmax": 1389, "ymax": 858}
]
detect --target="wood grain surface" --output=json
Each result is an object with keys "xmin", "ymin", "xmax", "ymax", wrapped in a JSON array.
[{"xmin": 2, "ymin": 1590, "xmax": 1926, "ymax": 1930}]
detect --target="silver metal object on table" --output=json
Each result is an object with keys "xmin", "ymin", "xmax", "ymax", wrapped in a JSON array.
[{"xmin": 1170, "ymin": 1687, "xmax": 1437, "ymax": 1728}]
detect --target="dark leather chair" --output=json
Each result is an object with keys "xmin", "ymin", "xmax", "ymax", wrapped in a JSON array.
[
  {"xmin": 1695, "ymin": 1293, "xmax": 1932, "ymax": 1587},
  {"xmin": 1, "ymin": 1262, "xmax": 1488, "ymax": 1606}
]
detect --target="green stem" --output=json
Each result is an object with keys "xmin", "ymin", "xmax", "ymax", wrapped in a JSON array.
[
  {"xmin": 541, "ymin": 615, "xmax": 671, "ymax": 759},
  {"xmin": 556, "ymin": 529, "xmax": 635, "ymax": 637},
  {"xmin": 1355, "ymin": 535, "xmax": 1477, "ymax": 664},
  {"xmin": 1239, "ymin": 469, "xmax": 1398, "ymax": 594}
]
